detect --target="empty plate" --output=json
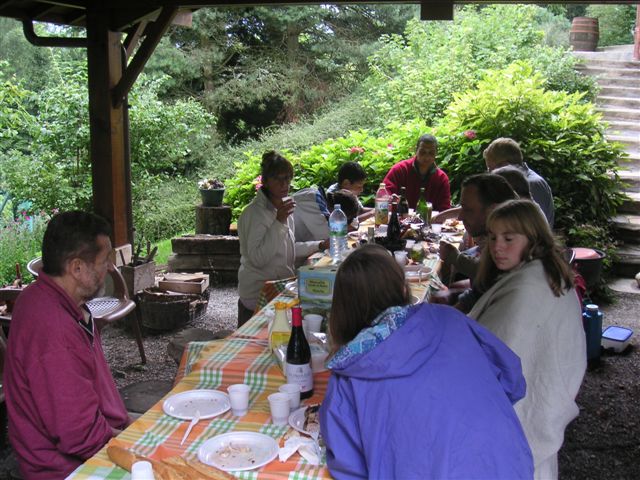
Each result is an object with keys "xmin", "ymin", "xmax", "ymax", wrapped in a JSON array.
[{"xmin": 162, "ymin": 389, "xmax": 230, "ymax": 420}]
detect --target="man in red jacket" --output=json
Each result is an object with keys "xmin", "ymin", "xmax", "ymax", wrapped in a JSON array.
[
  {"xmin": 383, "ymin": 134, "xmax": 451, "ymax": 212},
  {"xmin": 5, "ymin": 211, "xmax": 130, "ymax": 479}
]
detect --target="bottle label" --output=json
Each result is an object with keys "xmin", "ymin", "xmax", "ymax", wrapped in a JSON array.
[
  {"xmin": 375, "ymin": 201, "xmax": 389, "ymax": 225},
  {"xmin": 330, "ymin": 224, "xmax": 347, "ymax": 236},
  {"xmin": 270, "ymin": 331, "xmax": 291, "ymax": 351},
  {"xmin": 285, "ymin": 362, "xmax": 313, "ymax": 393}
]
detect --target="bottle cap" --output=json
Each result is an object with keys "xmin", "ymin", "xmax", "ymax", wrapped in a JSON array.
[
  {"xmin": 585, "ymin": 304, "xmax": 599, "ymax": 311},
  {"xmin": 275, "ymin": 301, "xmax": 288, "ymax": 310}
]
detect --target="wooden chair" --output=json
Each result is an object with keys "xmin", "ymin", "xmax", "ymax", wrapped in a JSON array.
[
  {"xmin": 28, "ymin": 258, "xmax": 146, "ymax": 364},
  {"xmin": 0, "ymin": 328, "xmax": 7, "ymax": 448}
]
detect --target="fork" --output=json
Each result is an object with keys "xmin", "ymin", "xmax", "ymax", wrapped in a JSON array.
[{"xmin": 180, "ymin": 410, "xmax": 200, "ymax": 446}]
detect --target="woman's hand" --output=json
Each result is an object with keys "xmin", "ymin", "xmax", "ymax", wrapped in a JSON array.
[
  {"xmin": 276, "ymin": 197, "xmax": 296, "ymax": 224},
  {"xmin": 319, "ymin": 239, "xmax": 330, "ymax": 251}
]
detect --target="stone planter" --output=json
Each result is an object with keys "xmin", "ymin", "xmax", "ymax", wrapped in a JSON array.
[{"xmin": 200, "ymin": 188, "xmax": 225, "ymax": 207}]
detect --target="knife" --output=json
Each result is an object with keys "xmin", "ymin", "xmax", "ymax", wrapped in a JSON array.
[{"xmin": 180, "ymin": 410, "xmax": 200, "ymax": 446}]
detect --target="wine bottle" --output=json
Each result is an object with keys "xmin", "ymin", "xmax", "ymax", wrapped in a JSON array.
[
  {"xmin": 285, "ymin": 306, "xmax": 313, "ymax": 399},
  {"xmin": 387, "ymin": 201, "xmax": 402, "ymax": 243},
  {"xmin": 398, "ymin": 187, "xmax": 409, "ymax": 219}
]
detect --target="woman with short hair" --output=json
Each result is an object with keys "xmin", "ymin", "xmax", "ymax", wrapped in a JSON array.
[
  {"xmin": 469, "ymin": 199, "xmax": 586, "ymax": 479},
  {"xmin": 320, "ymin": 244, "xmax": 533, "ymax": 479}
]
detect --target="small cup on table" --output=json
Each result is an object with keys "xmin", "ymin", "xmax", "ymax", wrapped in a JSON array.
[
  {"xmin": 227, "ymin": 384, "xmax": 250, "ymax": 417},
  {"xmin": 268, "ymin": 392, "xmax": 291, "ymax": 426},
  {"xmin": 279, "ymin": 383, "xmax": 301, "ymax": 410},
  {"xmin": 303, "ymin": 313, "xmax": 323, "ymax": 335}
]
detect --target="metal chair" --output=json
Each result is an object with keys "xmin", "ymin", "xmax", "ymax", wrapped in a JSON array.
[{"xmin": 29, "ymin": 258, "xmax": 146, "ymax": 363}]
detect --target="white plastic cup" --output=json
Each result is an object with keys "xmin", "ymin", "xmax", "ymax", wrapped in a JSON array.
[
  {"xmin": 227, "ymin": 384, "xmax": 250, "ymax": 417},
  {"xmin": 131, "ymin": 461, "xmax": 155, "ymax": 480},
  {"xmin": 431, "ymin": 223, "xmax": 442, "ymax": 235},
  {"xmin": 268, "ymin": 392, "xmax": 291, "ymax": 426},
  {"xmin": 394, "ymin": 250, "xmax": 408, "ymax": 266},
  {"xmin": 278, "ymin": 383, "xmax": 301, "ymax": 410},
  {"xmin": 303, "ymin": 314, "xmax": 324, "ymax": 334}
]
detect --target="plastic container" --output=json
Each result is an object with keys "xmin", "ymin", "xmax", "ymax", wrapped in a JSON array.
[
  {"xmin": 601, "ymin": 326, "xmax": 633, "ymax": 353},
  {"xmin": 329, "ymin": 204, "xmax": 348, "ymax": 263}
]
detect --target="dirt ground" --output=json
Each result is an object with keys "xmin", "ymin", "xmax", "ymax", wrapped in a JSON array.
[{"xmin": 0, "ymin": 286, "xmax": 638, "ymax": 479}]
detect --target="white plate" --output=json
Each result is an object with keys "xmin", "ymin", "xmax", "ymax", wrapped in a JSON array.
[
  {"xmin": 197, "ymin": 431, "xmax": 278, "ymax": 471},
  {"xmin": 404, "ymin": 265, "xmax": 433, "ymax": 283},
  {"xmin": 288, "ymin": 406, "xmax": 321, "ymax": 437},
  {"xmin": 162, "ymin": 389, "xmax": 230, "ymax": 420}
]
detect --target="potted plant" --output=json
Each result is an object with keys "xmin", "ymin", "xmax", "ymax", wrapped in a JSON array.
[{"xmin": 198, "ymin": 178, "xmax": 225, "ymax": 207}]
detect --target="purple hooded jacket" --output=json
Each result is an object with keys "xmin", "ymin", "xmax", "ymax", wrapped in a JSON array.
[{"xmin": 319, "ymin": 303, "xmax": 533, "ymax": 479}]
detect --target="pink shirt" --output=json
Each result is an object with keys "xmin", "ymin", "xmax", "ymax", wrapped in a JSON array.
[
  {"xmin": 4, "ymin": 272, "xmax": 129, "ymax": 479},
  {"xmin": 383, "ymin": 157, "xmax": 452, "ymax": 212}
]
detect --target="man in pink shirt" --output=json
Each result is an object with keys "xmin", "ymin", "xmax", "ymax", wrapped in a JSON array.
[
  {"xmin": 5, "ymin": 211, "xmax": 130, "ymax": 479},
  {"xmin": 383, "ymin": 134, "xmax": 451, "ymax": 212}
]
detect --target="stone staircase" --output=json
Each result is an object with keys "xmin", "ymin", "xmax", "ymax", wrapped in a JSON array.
[{"xmin": 573, "ymin": 45, "xmax": 640, "ymax": 292}]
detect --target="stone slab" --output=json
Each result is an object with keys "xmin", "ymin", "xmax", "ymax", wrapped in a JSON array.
[
  {"xmin": 172, "ymin": 235, "xmax": 239, "ymax": 255},
  {"xmin": 119, "ymin": 380, "xmax": 174, "ymax": 414},
  {"xmin": 608, "ymin": 277, "xmax": 640, "ymax": 295}
]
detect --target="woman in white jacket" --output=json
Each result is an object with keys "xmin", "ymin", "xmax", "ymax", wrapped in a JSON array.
[
  {"xmin": 237, "ymin": 151, "xmax": 327, "ymax": 326},
  {"xmin": 468, "ymin": 199, "xmax": 586, "ymax": 480}
]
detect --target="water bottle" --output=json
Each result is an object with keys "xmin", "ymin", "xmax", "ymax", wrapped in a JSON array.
[
  {"xmin": 582, "ymin": 304, "xmax": 603, "ymax": 367},
  {"xmin": 329, "ymin": 204, "xmax": 348, "ymax": 263}
]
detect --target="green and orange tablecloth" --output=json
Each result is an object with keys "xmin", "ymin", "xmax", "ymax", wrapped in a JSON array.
[{"xmin": 68, "ymin": 294, "xmax": 332, "ymax": 480}]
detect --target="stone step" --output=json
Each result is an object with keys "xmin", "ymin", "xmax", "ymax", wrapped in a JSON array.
[
  {"xmin": 598, "ymin": 106, "xmax": 640, "ymax": 122},
  {"xmin": 606, "ymin": 133, "xmax": 640, "ymax": 149},
  {"xmin": 597, "ymin": 96, "xmax": 640, "ymax": 109},
  {"xmin": 608, "ymin": 277, "xmax": 640, "ymax": 295},
  {"xmin": 612, "ymin": 244, "xmax": 640, "ymax": 277},
  {"xmin": 611, "ymin": 213, "xmax": 640, "ymax": 243},
  {"xmin": 576, "ymin": 65, "xmax": 640, "ymax": 79},
  {"xmin": 605, "ymin": 120, "xmax": 640, "ymax": 134},
  {"xmin": 619, "ymin": 191, "xmax": 640, "ymax": 214},
  {"xmin": 599, "ymin": 85, "xmax": 640, "ymax": 99},
  {"xmin": 574, "ymin": 56, "xmax": 640, "ymax": 69},
  {"xmin": 618, "ymin": 170, "xmax": 640, "ymax": 192}
]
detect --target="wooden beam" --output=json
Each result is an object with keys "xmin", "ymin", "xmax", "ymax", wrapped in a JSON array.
[
  {"xmin": 86, "ymin": 6, "xmax": 132, "ymax": 247},
  {"xmin": 123, "ymin": 20, "xmax": 148, "ymax": 59},
  {"xmin": 111, "ymin": 6, "xmax": 178, "ymax": 107},
  {"xmin": 421, "ymin": 1, "xmax": 453, "ymax": 20}
]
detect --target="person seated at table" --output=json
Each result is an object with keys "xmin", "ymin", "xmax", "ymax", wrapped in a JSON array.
[
  {"xmin": 326, "ymin": 161, "xmax": 373, "ymax": 221},
  {"xmin": 237, "ymin": 151, "xmax": 327, "ymax": 327},
  {"xmin": 484, "ymin": 137, "xmax": 555, "ymax": 226},
  {"xmin": 292, "ymin": 187, "xmax": 359, "ymax": 242},
  {"xmin": 4, "ymin": 211, "xmax": 131, "ymax": 479},
  {"xmin": 436, "ymin": 174, "xmax": 517, "ymax": 311},
  {"xmin": 468, "ymin": 199, "xmax": 586, "ymax": 479},
  {"xmin": 320, "ymin": 244, "xmax": 533, "ymax": 480},
  {"xmin": 383, "ymin": 134, "xmax": 451, "ymax": 212}
]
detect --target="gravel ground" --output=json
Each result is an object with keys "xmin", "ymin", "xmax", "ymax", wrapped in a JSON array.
[{"xmin": 1, "ymin": 286, "xmax": 639, "ymax": 478}]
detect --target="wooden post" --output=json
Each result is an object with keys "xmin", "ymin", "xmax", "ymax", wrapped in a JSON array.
[
  {"xmin": 634, "ymin": 5, "xmax": 640, "ymax": 61},
  {"xmin": 86, "ymin": 7, "xmax": 132, "ymax": 247}
]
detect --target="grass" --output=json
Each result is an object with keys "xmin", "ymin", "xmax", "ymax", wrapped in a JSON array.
[{"xmin": 154, "ymin": 236, "xmax": 176, "ymax": 266}]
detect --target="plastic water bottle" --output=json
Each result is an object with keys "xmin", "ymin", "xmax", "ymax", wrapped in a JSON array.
[
  {"xmin": 329, "ymin": 204, "xmax": 348, "ymax": 263},
  {"xmin": 582, "ymin": 304, "xmax": 603, "ymax": 367}
]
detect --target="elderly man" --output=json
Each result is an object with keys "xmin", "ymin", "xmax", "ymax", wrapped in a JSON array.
[
  {"xmin": 437, "ymin": 174, "xmax": 517, "ymax": 311},
  {"xmin": 383, "ymin": 134, "xmax": 451, "ymax": 212},
  {"xmin": 5, "ymin": 211, "xmax": 130, "ymax": 479},
  {"xmin": 484, "ymin": 137, "xmax": 555, "ymax": 227}
]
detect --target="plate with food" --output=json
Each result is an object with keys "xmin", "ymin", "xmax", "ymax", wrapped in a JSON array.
[
  {"xmin": 288, "ymin": 404, "xmax": 321, "ymax": 438},
  {"xmin": 442, "ymin": 218, "xmax": 465, "ymax": 233},
  {"xmin": 162, "ymin": 389, "xmax": 230, "ymax": 420},
  {"xmin": 404, "ymin": 265, "xmax": 433, "ymax": 283},
  {"xmin": 197, "ymin": 431, "xmax": 278, "ymax": 471}
]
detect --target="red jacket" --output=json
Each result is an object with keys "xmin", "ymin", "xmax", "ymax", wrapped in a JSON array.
[
  {"xmin": 383, "ymin": 157, "xmax": 451, "ymax": 212},
  {"xmin": 5, "ymin": 272, "xmax": 129, "ymax": 479}
]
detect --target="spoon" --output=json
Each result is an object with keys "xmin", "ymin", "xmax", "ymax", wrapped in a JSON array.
[{"xmin": 180, "ymin": 410, "xmax": 200, "ymax": 446}]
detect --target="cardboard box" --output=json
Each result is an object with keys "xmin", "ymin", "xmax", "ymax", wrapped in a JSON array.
[
  {"xmin": 158, "ymin": 272, "xmax": 209, "ymax": 294},
  {"xmin": 297, "ymin": 264, "xmax": 338, "ymax": 312}
]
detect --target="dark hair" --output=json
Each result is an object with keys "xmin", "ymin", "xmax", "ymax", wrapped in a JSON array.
[
  {"xmin": 327, "ymin": 189, "xmax": 360, "ymax": 223},
  {"xmin": 475, "ymin": 199, "xmax": 573, "ymax": 296},
  {"xmin": 260, "ymin": 150, "xmax": 293, "ymax": 181},
  {"xmin": 462, "ymin": 173, "xmax": 517, "ymax": 209},
  {"xmin": 330, "ymin": 244, "xmax": 411, "ymax": 350},
  {"xmin": 483, "ymin": 137, "xmax": 523, "ymax": 166},
  {"xmin": 492, "ymin": 165, "xmax": 531, "ymax": 199},
  {"xmin": 416, "ymin": 134, "xmax": 437, "ymax": 150},
  {"xmin": 42, "ymin": 211, "xmax": 112, "ymax": 276},
  {"xmin": 337, "ymin": 162, "xmax": 366, "ymax": 185}
]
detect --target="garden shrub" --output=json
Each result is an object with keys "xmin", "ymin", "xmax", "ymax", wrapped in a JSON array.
[
  {"xmin": 433, "ymin": 61, "xmax": 625, "ymax": 238},
  {"xmin": 585, "ymin": 5, "xmax": 636, "ymax": 47}
]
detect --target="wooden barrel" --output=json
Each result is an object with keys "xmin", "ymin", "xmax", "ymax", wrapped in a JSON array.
[{"xmin": 570, "ymin": 17, "xmax": 599, "ymax": 52}]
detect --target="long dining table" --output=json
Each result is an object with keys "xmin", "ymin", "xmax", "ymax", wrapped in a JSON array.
[{"xmin": 68, "ymin": 253, "xmax": 442, "ymax": 479}]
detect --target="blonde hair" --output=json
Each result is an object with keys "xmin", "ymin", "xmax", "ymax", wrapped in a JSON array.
[
  {"xmin": 475, "ymin": 199, "xmax": 573, "ymax": 296},
  {"xmin": 483, "ymin": 137, "xmax": 524, "ymax": 167}
]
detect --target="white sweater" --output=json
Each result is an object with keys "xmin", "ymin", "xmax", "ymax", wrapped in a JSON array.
[
  {"xmin": 238, "ymin": 189, "xmax": 320, "ymax": 310},
  {"xmin": 469, "ymin": 260, "xmax": 586, "ymax": 479}
]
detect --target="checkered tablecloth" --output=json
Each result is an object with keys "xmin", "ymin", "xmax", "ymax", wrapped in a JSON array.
[{"xmin": 68, "ymin": 294, "xmax": 332, "ymax": 480}]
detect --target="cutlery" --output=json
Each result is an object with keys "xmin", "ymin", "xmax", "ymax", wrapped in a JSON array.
[{"xmin": 180, "ymin": 410, "xmax": 200, "ymax": 446}]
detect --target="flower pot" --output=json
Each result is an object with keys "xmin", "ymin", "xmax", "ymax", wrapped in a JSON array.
[
  {"xmin": 200, "ymin": 188, "xmax": 225, "ymax": 207},
  {"xmin": 573, "ymin": 247, "xmax": 606, "ymax": 291}
]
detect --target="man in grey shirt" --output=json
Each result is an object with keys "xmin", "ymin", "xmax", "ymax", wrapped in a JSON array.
[{"xmin": 483, "ymin": 137, "xmax": 555, "ymax": 227}]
